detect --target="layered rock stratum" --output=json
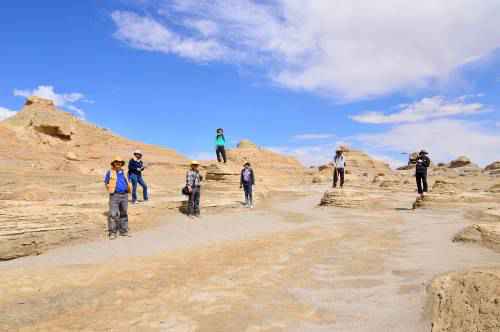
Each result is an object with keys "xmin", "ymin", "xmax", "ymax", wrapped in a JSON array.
[{"xmin": 0, "ymin": 97, "xmax": 310, "ymax": 260}]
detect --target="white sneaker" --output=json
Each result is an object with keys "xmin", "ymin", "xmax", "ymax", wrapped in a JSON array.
[{"xmin": 250, "ymin": 204, "xmax": 254, "ymax": 209}]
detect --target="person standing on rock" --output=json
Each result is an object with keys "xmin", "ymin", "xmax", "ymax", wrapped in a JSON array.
[
  {"xmin": 415, "ymin": 150, "xmax": 431, "ymax": 199},
  {"xmin": 240, "ymin": 162, "xmax": 255, "ymax": 208},
  {"xmin": 215, "ymin": 128, "xmax": 227, "ymax": 163},
  {"xmin": 128, "ymin": 150, "xmax": 149, "ymax": 204},
  {"xmin": 104, "ymin": 157, "xmax": 131, "ymax": 239},
  {"xmin": 333, "ymin": 149, "xmax": 346, "ymax": 188},
  {"xmin": 186, "ymin": 161, "xmax": 203, "ymax": 217}
]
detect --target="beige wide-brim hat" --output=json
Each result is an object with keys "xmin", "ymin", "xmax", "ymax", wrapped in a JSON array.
[
  {"xmin": 190, "ymin": 160, "xmax": 200, "ymax": 165},
  {"xmin": 111, "ymin": 156, "xmax": 125, "ymax": 166}
]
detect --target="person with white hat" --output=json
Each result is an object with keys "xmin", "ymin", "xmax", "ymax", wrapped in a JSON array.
[
  {"xmin": 186, "ymin": 161, "xmax": 203, "ymax": 217},
  {"xmin": 128, "ymin": 149, "xmax": 148, "ymax": 204},
  {"xmin": 104, "ymin": 156, "xmax": 131, "ymax": 239},
  {"xmin": 333, "ymin": 148, "xmax": 346, "ymax": 188}
]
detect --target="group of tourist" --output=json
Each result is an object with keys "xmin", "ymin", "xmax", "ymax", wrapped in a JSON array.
[
  {"xmin": 104, "ymin": 128, "xmax": 431, "ymax": 239},
  {"xmin": 331, "ymin": 148, "xmax": 431, "ymax": 198},
  {"xmin": 104, "ymin": 128, "xmax": 256, "ymax": 239}
]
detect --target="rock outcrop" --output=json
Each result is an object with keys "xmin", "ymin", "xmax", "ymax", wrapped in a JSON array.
[
  {"xmin": 448, "ymin": 156, "xmax": 474, "ymax": 168},
  {"xmin": 0, "ymin": 100, "xmax": 312, "ymax": 260},
  {"xmin": 319, "ymin": 189, "xmax": 382, "ymax": 208},
  {"xmin": 429, "ymin": 270, "xmax": 500, "ymax": 332},
  {"xmin": 485, "ymin": 161, "xmax": 500, "ymax": 176}
]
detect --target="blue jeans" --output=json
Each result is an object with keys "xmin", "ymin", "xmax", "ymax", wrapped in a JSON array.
[
  {"xmin": 243, "ymin": 183, "xmax": 253, "ymax": 205},
  {"xmin": 129, "ymin": 173, "xmax": 148, "ymax": 202}
]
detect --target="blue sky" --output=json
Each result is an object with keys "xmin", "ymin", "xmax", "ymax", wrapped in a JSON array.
[{"xmin": 1, "ymin": 1, "xmax": 500, "ymax": 166}]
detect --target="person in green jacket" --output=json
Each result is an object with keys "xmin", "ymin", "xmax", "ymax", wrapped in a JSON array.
[{"xmin": 215, "ymin": 128, "xmax": 227, "ymax": 163}]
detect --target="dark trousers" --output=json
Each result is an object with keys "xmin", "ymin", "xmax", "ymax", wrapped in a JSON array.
[
  {"xmin": 188, "ymin": 186, "xmax": 201, "ymax": 216},
  {"xmin": 108, "ymin": 193, "xmax": 128, "ymax": 234},
  {"xmin": 416, "ymin": 173, "xmax": 428, "ymax": 194},
  {"xmin": 216, "ymin": 146, "xmax": 227, "ymax": 163},
  {"xmin": 243, "ymin": 182, "xmax": 253, "ymax": 205},
  {"xmin": 129, "ymin": 173, "xmax": 148, "ymax": 202},
  {"xmin": 333, "ymin": 168, "xmax": 345, "ymax": 188}
]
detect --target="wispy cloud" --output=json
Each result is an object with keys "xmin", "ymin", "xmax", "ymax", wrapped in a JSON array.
[
  {"xmin": 111, "ymin": 1, "xmax": 500, "ymax": 99},
  {"xmin": 111, "ymin": 11, "xmax": 229, "ymax": 61},
  {"xmin": 292, "ymin": 133, "xmax": 335, "ymax": 141},
  {"xmin": 357, "ymin": 119, "xmax": 500, "ymax": 166},
  {"xmin": 351, "ymin": 96, "xmax": 486, "ymax": 124},
  {"xmin": 0, "ymin": 107, "xmax": 16, "ymax": 121},
  {"xmin": 13, "ymin": 85, "xmax": 88, "ymax": 118}
]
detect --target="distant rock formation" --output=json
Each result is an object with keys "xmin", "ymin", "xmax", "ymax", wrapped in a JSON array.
[
  {"xmin": 484, "ymin": 161, "xmax": 500, "ymax": 176},
  {"xmin": 448, "ymin": 156, "xmax": 474, "ymax": 168},
  {"xmin": 237, "ymin": 139, "xmax": 258, "ymax": 149}
]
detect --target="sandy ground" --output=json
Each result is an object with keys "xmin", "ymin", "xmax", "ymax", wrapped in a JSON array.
[{"xmin": 1, "ymin": 187, "xmax": 499, "ymax": 331}]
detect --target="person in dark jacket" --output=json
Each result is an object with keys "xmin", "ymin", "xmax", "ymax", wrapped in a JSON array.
[
  {"xmin": 128, "ymin": 150, "xmax": 148, "ymax": 204},
  {"xmin": 240, "ymin": 162, "xmax": 255, "ymax": 208},
  {"xmin": 415, "ymin": 150, "xmax": 431, "ymax": 198},
  {"xmin": 215, "ymin": 128, "xmax": 227, "ymax": 163}
]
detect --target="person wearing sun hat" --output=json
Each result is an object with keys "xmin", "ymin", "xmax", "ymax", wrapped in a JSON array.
[
  {"xmin": 128, "ymin": 149, "xmax": 148, "ymax": 204},
  {"xmin": 104, "ymin": 156, "xmax": 131, "ymax": 239},
  {"xmin": 333, "ymin": 147, "xmax": 346, "ymax": 188},
  {"xmin": 186, "ymin": 160, "xmax": 203, "ymax": 217}
]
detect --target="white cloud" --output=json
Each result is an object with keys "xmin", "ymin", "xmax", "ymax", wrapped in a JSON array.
[
  {"xmin": 351, "ymin": 96, "xmax": 485, "ymax": 124},
  {"xmin": 111, "ymin": 1, "xmax": 500, "ymax": 99},
  {"xmin": 13, "ymin": 85, "xmax": 87, "ymax": 118},
  {"xmin": 267, "ymin": 143, "xmax": 337, "ymax": 166},
  {"xmin": 111, "ymin": 11, "xmax": 228, "ymax": 61},
  {"xmin": 292, "ymin": 133, "xmax": 335, "ymax": 141},
  {"xmin": 0, "ymin": 107, "xmax": 16, "ymax": 121},
  {"xmin": 357, "ymin": 119, "xmax": 500, "ymax": 166}
]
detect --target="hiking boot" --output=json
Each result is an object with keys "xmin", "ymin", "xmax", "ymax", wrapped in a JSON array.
[
  {"xmin": 119, "ymin": 232, "xmax": 130, "ymax": 237},
  {"xmin": 109, "ymin": 233, "xmax": 117, "ymax": 240}
]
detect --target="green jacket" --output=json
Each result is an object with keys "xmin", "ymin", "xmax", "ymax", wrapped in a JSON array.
[{"xmin": 216, "ymin": 134, "xmax": 225, "ymax": 146}]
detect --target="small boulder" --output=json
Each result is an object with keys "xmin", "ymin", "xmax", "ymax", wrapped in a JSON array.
[{"xmin": 65, "ymin": 151, "xmax": 79, "ymax": 161}]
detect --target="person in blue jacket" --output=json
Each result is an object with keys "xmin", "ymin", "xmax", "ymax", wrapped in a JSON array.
[
  {"xmin": 215, "ymin": 128, "xmax": 227, "ymax": 163},
  {"xmin": 128, "ymin": 150, "xmax": 149, "ymax": 204}
]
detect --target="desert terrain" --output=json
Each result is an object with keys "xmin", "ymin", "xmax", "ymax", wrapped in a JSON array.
[{"xmin": 1, "ymin": 97, "xmax": 500, "ymax": 331}]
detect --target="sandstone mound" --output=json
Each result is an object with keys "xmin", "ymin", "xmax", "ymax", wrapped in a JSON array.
[
  {"xmin": 448, "ymin": 156, "xmax": 477, "ymax": 169},
  {"xmin": 429, "ymin": 269, "xmax": 500, "ymax": 332},
  {"xmin": 2, "ymin": 96, "xmax": 188, "ymax": 173},
  {"xmin": 205, "ymin": 163, "xmax": 240, "ymax": 184},
  {"xmin": 319, "ymin": 189, "xmax": 377, "ymax": 208},
  {"xmin": 226, "ymin": 140, "xmax": 309, "ymax": 187},
  {"xmin": 341, "ymin": 146, "xmax": 393, "ymax": 177},
  {"xmin": 236, "ymin": 139, "xmax": 257, "ymax": 149},
  {"xmin": 485, "ymin": 161, "xmax": 500, "ymax": 176}
]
